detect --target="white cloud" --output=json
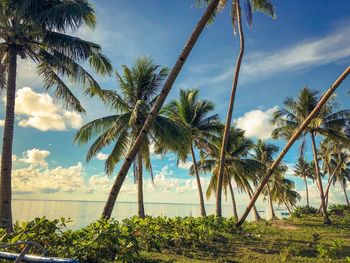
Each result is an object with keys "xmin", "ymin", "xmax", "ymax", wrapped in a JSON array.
[
  {"xmin": 0, "ymin": 120, "xmax": 4, "ymax": 126},
  {"xmin": 178, "ymin": 160, "xmax": 193, "ymax": 170},
  {"xmin": 96, "ymin": 152, "xmax": 109, "ymax": 161},
  {"xmin": 13, "ymin": 87, "xmax": 83, "ymax": 131},
  {"xmin": 236, "ymin": 106, "xmax": 278, "ymax": 140},
  {"xmin": 19, "ymin": 148, "xmax": 50, "ymax": 167}
]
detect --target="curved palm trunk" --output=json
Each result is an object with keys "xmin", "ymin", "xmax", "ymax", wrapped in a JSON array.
[
  {"xmin": 137, "ymin": 155, "xmax": 145, "ymax": 218},
  {"xmin": 303, "ymin": 176, "xmax": 309, "ymax": 207},
  {"xmin": 0, "ymin": 46, "xmax": 17, "ymax": 232},
  {"xmin": 228, "ymin": 178, "xmax": 238, "ymax": 219},
  {"xmin": 343, "ymin": 183, "xmax": 349, "ymax": 206},
  {"xmin": 310, "ymin": 132, "xmax": 330, "ymax": 224},
  {"xmin": 236, "ymin": 66, "xmax": 350, "ymax": 227},
  {"xmin": 216, "ymin": 0, "xmax": 245, "ymax": 217},
  {"xmin": 101, "ymin": 0, "xmax": 221, "ymax": 219},
  {"xmin": 244, "ymin": 185, "xmax": 260, "ymax": 221},
  {"xmin": 282, "ymin": 199, "xmax": 292, "ymax": 214},
  {"xmin": 190, "ymin": 145, "xmax": 206, "ymax": 217},
  {"xmin": 267, "ymin": 183, "xmax": 276, "ymax": 220}
]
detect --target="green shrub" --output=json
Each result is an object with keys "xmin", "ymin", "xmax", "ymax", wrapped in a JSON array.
[
  {"xmin": 291, "ymin": 206, "xmax": 318, "ymax": 218},
  {"xmin": 328, "ymin": 204, "xmax": 350, "ymax": 216}
]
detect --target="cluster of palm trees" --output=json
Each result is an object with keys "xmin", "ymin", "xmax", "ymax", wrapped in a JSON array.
[{"xmin": 0, "ymin": 0, "xmax": 349, "ymax": 233}]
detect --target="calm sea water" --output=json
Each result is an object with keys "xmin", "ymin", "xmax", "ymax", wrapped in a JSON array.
[{"xmin": 12, "ymin": 199, "xmax": 286, "ymax": 229}]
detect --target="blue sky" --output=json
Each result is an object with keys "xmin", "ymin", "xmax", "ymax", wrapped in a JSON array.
[{"xmin": 1, "ymin": 0, "xmax": 350, "ymax": 206}]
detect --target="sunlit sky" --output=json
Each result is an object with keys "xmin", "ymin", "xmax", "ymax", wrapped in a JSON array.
[{"xmin": 1, "ymin": 0, "xmax": 350, "ymax": 206}]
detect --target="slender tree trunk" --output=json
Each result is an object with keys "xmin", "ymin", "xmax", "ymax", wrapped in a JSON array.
[
  {"xmin": 0, "ymin": 46, "xmax": 17, "ymax": 232},
  {"xmin": 236, "ymin": 66, "xmax": 350, "ymax": 227},
  {"xmin": 303, "ymin": 176, "xmax": 309, "ymax": 207},
  {"xmin": 282, "ymin": 199, "xmax": 292, "ymax": 214},
  {"xmin": 190, "ymin": 145, "xmax": 206, "ymax": 217},
  {"xmin": 244, "ymin": 185, "xmax": 260, "ymax": 221},
  {"xmin": 216, "ymin": 0, "xmax": 245, "ymax": 217},
  {"xmin": 343, "ymin": 183, "xmax": 349, "ymax": 206},
  {"xmin": 267, "ymin": 183, "xmax": 276, "ymax": 220},
  {"xmin": 310, "ymin": 132, "xmax": 331, "ymax": 224},
  {"xmin": 137, "ymin": 155, "xmax": 145, "ymax": 218},
  {"xmin": 101, "ymin": 0, "xmax": 221, "ymax": 219},
  {"xmin": 228, "ymin": 178, "xmax": 238, "ymax": 219}
]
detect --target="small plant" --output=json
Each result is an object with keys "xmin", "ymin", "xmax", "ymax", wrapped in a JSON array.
[
  {"xmin": 291, "ymin": 206, "xmax": 318, "ymax": 218},
  {"xmin": 316, "ymin": 239, "xmax": 343, "ymax": 260}
]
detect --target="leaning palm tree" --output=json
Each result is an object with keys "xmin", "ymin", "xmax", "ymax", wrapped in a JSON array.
[
  {"xmin": 331, "ymin": 151, "xmax": 350, "ymax": 206},
  {"xmin": 293, "ymin": 157, "xmax": 314, "ymax": 207},
  {"xmin": 0, "ymin": 0, "xmax": 112, "ymax": 231},
  {"xmin": 163, "ymin": 89, "xmax": 221, "ymax": 216},
  {"xmin": 271, "ymin": 87, "xmax": 350, "ymax": 224},
  {"xmin": 193, "ymin": 127, "xmax": 261, "ymax": 220},
  {"xmin": 253, "ymin": 140, "xmax": 286, "ymax": 220},
  {"xmin": 236, "ymin": 67, "xmax": 350, "ymax": 227},
  {"xmin": 197, "ymin": 0, "xmax": 276, "ymax": 217},
  {"xmin": 274, "ymin": 178, "xmax": 301, "ymax": 213},
  {"xmin": 75, "ymin": 57, "xmax": 183, "ymax": 218},
  {"xmin": 101, "ymin": 0, "xmax": 222, "ymax": 219}
]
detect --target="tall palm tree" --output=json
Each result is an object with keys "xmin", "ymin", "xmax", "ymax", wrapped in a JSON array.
[
  {"xmin": 75, "ymin": 57, "xmax": 183, "ymax": 218},
  {"xmin": 0, "ymin": 0, "xmax": 112, "ymax": 231},
  {"xmin": 236, "ymin": 67, "xmax": 350, "ymax": 227},
  {"xmin": 193, "ymin": 127, "xmax": 261, "ymax": 220},
  {"xmin": 293, "ymin": 157, "xmax": 314, "ymax": 207},
  {"xmin": 271, "ymin": 87, "xmax": 350, "ymax": 224},
  {"xmin": 274, "ymin": 178, "xmax": 301, "ymax": 213},
  {"xmin": 331, "ymin": 151, "xmax": 350, "ymax": 206},
  {"xmin": 197, "ymin": 0, "xmax": 276, "ymax": 217},
  {"xmin": 163, "ymin": 89, "xmax": 220, "ymax": 216},
  {"xmin": 101, "ymin": 0, "xmax": 222, "ymax": 219},
  {"xmin": 252, "ymin": 140, "xmax": 286, "ymax": 219}
]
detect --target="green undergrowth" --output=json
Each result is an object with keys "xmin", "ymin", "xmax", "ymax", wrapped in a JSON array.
[{"xmin": 0, "ymin": 206, "xmax": 349, "ymax": 262}]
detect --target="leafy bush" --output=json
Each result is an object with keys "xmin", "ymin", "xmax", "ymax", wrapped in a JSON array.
[
  {"xmin": 291, "ymin": 206, "xmax": 318, "ymax": 218},
  {"xmin": 328, "ymin": 204, "xmax": 350, "ymax": 216}
]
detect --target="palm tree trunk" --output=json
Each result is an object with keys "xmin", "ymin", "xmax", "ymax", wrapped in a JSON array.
[
  {"xmin": 303, "ymin": 176, "xmax": 309, "ymax": 207},
  {"xmin": 282, "ymin": 199, "xmax": 292, "ymax": 214},
  {"xmin": 310, "ymin": 132, "xmax": 331, "ymax": 224},
  {"xmin": 216, "ymin": 0, "xmax": 245, "ymax": 217},
  {"xmin": 267, "ymin": 183, "xmax": 276, "ymax": 220},
  {"xmin": 244, "ymin": 185, "xmax": 260, "ymax": 221},
  {"xmin": 190, "ymin": 145, "xmax": 206, "ymax": 217},
  {"xmin": 343, "ymin": 183, "xmax": 349, "ymax": 206},
  {"xmin": 101, "ymin": 0, "xmax": 221, "ymax": 219},
  {"xmin": 228, "ymin": 178, "xmax": 238, "ymax": 219},
  {"xmin": 137, "ymin": 155, "xmax": 145, "ymax": 218},
  {"xmin": 235, "ymin": 66, "xmax": 350, "ymax": 227},
  {"xmin": 0, "ymin": 45, "xmax": 17, "ymax": 232}
]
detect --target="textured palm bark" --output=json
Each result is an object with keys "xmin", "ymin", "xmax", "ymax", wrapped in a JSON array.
[
  {"xmin": 236, "ymin": 66, "xmax": 350, "ymax": 227},
  {"xmin": 267, "ymin": 183, "xmax": 276, "ymax": 219},
  {"xmin": 216, "ymin": 0, "xmax": 245, "ymax": 217},
  {"xmin": 101, "ymin": 0, "xmax": 221, "ymax": 218},
  {"xmin": 303, "ymin": 176, "xmax": 309, "ymax": 207},
  {"xmin": 190, "ymin": 145, "xmax": 206, "ymax": 217},
  {"xmin": 343, "ymin": 184, "xmax": 350, "ymax": 206},
  {"xmin": 310, "ymin": 132, "xmax": 331, "ymax": 224},
  {"xmin": 137, "ymin": 155, "xmax": 145, "ymax": 218},
  {"xmin": 0, "ymin": 46, "xmax": 17, "ymax": 232},
  {"xmin": 228, "ymin": 178, "xmax": 238, "ymax": 219}
]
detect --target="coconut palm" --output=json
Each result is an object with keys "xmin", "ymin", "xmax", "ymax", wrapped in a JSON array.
[
  {"xmin": 163, "ymin": 89, "xmax": 221, "ymax": 216},
  {"xmin": 236, "ymin": 67, "xmax": 350, "ymax": 227},
  {"xmin": 75, "ymin": 57, "xmax": 183, "ymax": 218},
  {"xmin": 198, "ymin": 0, "xmax": 276, "ymax": 217},
  {"xmin": 274, "ymin": 179, "xmax": 301, "ymax": 213},
  {"xmin": 252, "ymin": 140, "xmax": 287, "ymax": 219},
  {"xmin": 271, "ymin": 87, "xmax": 350, "ymax": 224},
  {"xmin": 293, "ymin": 157, "xmax": 314, "ymax": 207},
  {"xmin": 0, "ymin": 0, "xmax": 112, "ymax": 231},
  {"xmin": 101, "ymin": 0, "xmax": 222, "ymax": 219},
  {"xmin": 192, "ymin": 127, "xmax": 261, "ymax": 220},
  {"xmin": 330, "ymin": 150, "xmax": 350, "ymax": 206}
]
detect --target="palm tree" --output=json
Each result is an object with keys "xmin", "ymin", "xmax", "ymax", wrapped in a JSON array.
[
  {"xmin": 253, "ymin": 140, "xmax": 286, "ymax": 219},
  {"xmin": 330, "ymin": 150, "xmax": 350, "ymax": 206},
  {"xmin": 193, "ymin": 127, "xmax": 261, "ymax": 220},
  {"xmin": 293, "ymin": 158, "xmax": 314, "ymax": 207},
  {"xmin": 271, "ymin": 87, "xmax": 350, "ymax": 224},
  {"xmin": 274, "ymin": 178, "xmax": 301, "ymax": 213},
  {"xmin": 163, "ymin": 89, "xmax": 220, "ymax": 216},
  {"xmin": 75, "ymin": 57, "xmax": 183, "ymax": 218},
  {"xmin": 236, "ymin": 67, "xmax": 350, "ymax": 227},
  {"xmin": 101, "ymin": 0, "xmax": 222, "ymax": 219},
  {"xmin": 197, "ymin": 0, "xmax": 276, "ymax": 217},
  {"xmin": 0, "ymin": 0, "xmax": 112, "ymax": 231}
]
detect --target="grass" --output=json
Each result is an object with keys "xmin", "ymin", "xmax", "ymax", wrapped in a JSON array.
[{"xmin": 138, "ymin": 214, "xmax": 350, "ymax": 263}]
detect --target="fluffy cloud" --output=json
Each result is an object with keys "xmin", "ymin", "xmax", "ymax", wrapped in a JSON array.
[
  {"xmin": 96, "ymin": 152, "xmax": 109, "ymax": 161},
  {"xmin": 178, "ymin": 160, "xmax": 193, "ymax": 170},
  {"xmin": 14, "ymin": 87, "xmax": 83, "ymax": 131},
  {"xmin": 13, "ymin": 162, "xmax": 85, "ymax": 194},
  {"xmin": 236, "ymin": 106, "xmax": 278, "ymax": 140},
  {"xmin": 19, "ymin": 148, "xmax": 50, "ymax": 167},
  {"xmin": 0, "ymin": 120, "xmax": 4, "ymax": 126}
]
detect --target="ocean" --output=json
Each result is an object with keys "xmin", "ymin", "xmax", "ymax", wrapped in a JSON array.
[{"xmin": 12, "ymin": 199, "xmax": 286, "ymax": 229}]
